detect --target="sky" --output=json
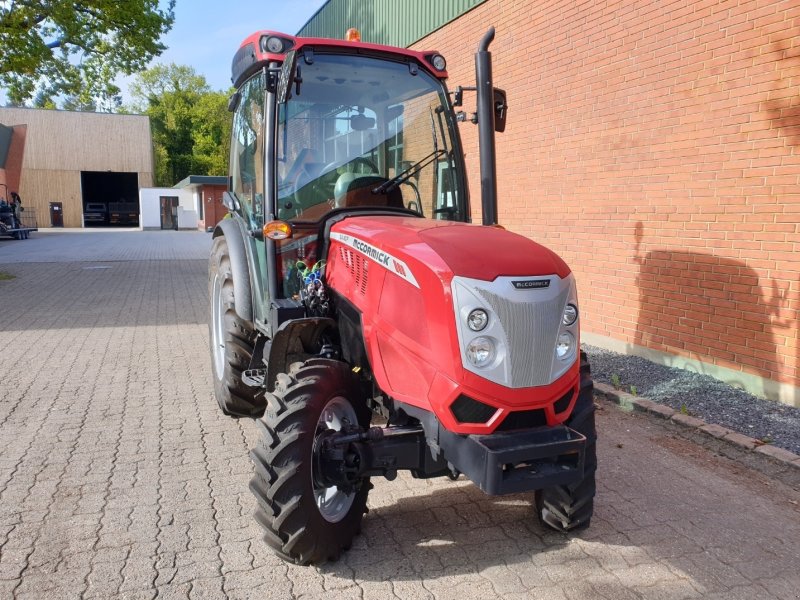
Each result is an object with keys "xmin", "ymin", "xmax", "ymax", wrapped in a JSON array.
[{"xmin": 135, "ymin": 0, "xmax": 328, "ymax": 93}]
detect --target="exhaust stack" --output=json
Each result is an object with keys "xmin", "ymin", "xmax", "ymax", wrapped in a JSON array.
[{"xmin": 475, "ymin": 27, "xmax": 497, "ymax": 226}]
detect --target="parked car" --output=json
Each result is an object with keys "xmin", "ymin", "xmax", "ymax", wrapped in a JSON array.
[{"xmin": 84, "ymin": 203, "xmax": 107, "ymax": 225}]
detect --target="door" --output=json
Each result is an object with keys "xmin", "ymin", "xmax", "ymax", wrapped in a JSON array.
[
  {"xmin": 159, "ymin": 196, "xmax": 179, "ymax": 230},
  {"xmin": 49, "ymin": 202, "xmax": 63, "ymax": 227}
]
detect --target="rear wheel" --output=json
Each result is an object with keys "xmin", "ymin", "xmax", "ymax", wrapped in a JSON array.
[
  {"xmin": 249, "ymin": 359, "xmax": 372, "ymax": 565},
  {"xmin": 535, "ymin": 350, "xmax": 597, "ymax": 531},
  {"xmin": 209, "ymin": 235, "xmax": 259, "ymax": 417}
]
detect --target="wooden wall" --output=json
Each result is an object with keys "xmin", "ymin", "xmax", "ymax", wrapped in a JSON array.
[
  {"xmin": 0, "ymin": 108, "xmax": 154, "ymax": 228},
  {"xmin": 18, "ymin": 169, "xmax": 154, "ymax": 228}
]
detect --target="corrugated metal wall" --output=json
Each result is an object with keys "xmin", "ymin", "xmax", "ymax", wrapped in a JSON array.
[{"xmin": 297, "ymin": 0, "xmax": 487, "ymax": 47}]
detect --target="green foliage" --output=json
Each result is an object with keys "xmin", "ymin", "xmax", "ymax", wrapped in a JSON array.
[
  {"xmin": 611, "ymin": 373, "xmax": 621, "ymax": 390},
  {"xmin": 130, "ymin": 64, "xmax": 232, "ymax": 186},
  {"xmin": 630, "ymin": 385, "xmax": 638, "ymax": 396},
  {"xmin": 0, "ymin": 1, "xmax": 175, "ymax": 107},
  {"xmin": 0, "ymin": 271, "xmax": 16, "ymax": 281}
]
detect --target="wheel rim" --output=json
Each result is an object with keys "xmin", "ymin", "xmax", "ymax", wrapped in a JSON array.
[
  {"xmin": 313, "ymin": 396, "xmax": 358, "ymax": 523},
  {"xmin": 211, "ymin": 272, "xmax": 225, "ymax": 380}
]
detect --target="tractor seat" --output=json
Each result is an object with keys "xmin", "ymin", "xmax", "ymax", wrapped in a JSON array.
[{"xmin": 333, "ymin": 174, "xmax": 403, "ymax": 209}]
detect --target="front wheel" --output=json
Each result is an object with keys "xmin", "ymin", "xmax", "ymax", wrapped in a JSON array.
[
  {"xmin": 249, "ymin": 359, "xmax": 372, "ymax": 565},
  {"xmin": 208, "ymin": 235, "xmax": 260, "ymax": 417},
  {"xmin": 535, "ymin": 350, "xmax": 597, "ymax": 531}
]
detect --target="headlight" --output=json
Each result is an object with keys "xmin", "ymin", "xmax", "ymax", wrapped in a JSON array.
[
  {"xmin": 562, "ymin": 303, "xmax": 578, "ymax": 326},
  {"xmin": 263, "ymin": 36, "xmax": 284, "ymax": 53},
  {"xmin": 466, "ymin": 336, "xmax": 496, "ymax": 367},
  {"xmin": 431, "ymin": 54, "xmax": 447, "ymax": 71},
  {"xmin": 467, "ymin": 308, "xmax": 489, "ymax": 331},
  {"xmin": 556, "ymin": 332, "xmax": 575, "ymax": 360}
]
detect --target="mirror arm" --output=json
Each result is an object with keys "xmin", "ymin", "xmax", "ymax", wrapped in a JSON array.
[{"xmin": 265, "ymin": 67, "xmax": 281, "ymax": 93}]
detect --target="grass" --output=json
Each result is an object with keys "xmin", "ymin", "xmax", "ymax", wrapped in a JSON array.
[
  {"xmin": 0, "ymin": 271, "xmax": 15, "ymax": 281},
  {"xmin": 611, "ymin": 373, "xmax": 621, "ymax": 389}
]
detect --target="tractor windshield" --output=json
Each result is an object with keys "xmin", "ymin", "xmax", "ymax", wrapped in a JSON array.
[{"xmin": 275, "ymin": 53, "xmax": 467, "ymax": 222}]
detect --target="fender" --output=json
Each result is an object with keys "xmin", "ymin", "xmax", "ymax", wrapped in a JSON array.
[
  {"xmin": 213, "ymin": 218, "xmax": 253, "ymax": 322},
  {"xmin": 266, "ymin": 317, "xmax": 337, "ymax": 391}
]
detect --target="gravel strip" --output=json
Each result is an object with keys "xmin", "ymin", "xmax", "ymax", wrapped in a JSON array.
[{"xmin": 584, "ymin": 345, "xmax": 800, "ymax": 456}]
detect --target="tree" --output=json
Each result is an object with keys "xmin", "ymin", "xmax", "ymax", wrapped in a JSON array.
[
  {"xmin": 0, "ymin": 1, "xmax": 175, "ymax": 107},
  {"xmin": 130, "ymin": 64, "xmax": 231, "ymax": 186},
  {"xmin": 191, "ymin": 91, "xmax": 231, "ymax": 177}
]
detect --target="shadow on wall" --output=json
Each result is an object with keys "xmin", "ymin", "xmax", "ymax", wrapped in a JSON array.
[
  {"xmin": 631, "ymin": 222, "xmax": 793, "ymax": 397},
  {"xmin": 763, "ymin": 38, "xmax": 800, "ymax": 148}
]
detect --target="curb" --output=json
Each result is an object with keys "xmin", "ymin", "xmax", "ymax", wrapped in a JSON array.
[{"xmin": 594, "ymin": 382, "xmax": 800, "ymax": 490}]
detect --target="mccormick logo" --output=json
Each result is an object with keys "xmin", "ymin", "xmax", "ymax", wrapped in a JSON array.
[
  {"xmin": 512, "ymin": 279, "xmax": 551, "ymax": 290},
  {"xmin": 330, "ymin": 232, "xmax": 420, "ymax": 288}
]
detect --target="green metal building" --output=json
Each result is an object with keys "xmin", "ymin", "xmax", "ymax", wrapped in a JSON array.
[{"xmin": 297, "ymin": 0, "xmax": 487, "ymax": 47}]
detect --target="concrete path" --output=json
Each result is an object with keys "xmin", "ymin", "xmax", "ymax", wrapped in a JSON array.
[{"xmin": 0, "ymin": 230, "xmax": 798, "ymax": 599}]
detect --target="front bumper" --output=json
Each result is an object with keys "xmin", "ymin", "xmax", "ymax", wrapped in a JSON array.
[{"xmin": 439, "ymin": 424, "xmax": 586, "ymax": 495}]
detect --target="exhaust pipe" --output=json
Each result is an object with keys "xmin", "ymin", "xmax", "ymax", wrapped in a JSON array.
[{"xmin": 475, "ymin": 27, "xmax": 497, "ymax": 226}]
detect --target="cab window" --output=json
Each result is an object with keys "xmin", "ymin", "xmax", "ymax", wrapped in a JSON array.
[{"xmin": 230, "ymin": 73, "xmax": 265, "ymax": 228}]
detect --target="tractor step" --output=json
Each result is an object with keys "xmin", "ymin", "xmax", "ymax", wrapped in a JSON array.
[{"xmin": 242, "ymin": 369, "xmax": 266, "ymax": 388}]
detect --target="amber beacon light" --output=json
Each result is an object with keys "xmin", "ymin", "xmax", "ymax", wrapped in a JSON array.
[{"xmin": 345, "ymin": 28, "xmax": 361, "ymax": 42}]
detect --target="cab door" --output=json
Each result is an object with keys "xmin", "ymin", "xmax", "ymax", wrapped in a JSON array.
[{"xmin": 229, "ymin": 71, "xmax": 271, "ymax": 327}]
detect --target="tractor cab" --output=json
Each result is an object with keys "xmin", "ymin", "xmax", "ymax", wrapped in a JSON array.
[{"xmin": 227, "ymin": 31, "xmax": 471, "ymax": 319}]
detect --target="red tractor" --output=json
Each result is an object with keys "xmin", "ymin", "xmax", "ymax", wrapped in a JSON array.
[{"xmin": 210, "ymin": 26, "xmax": 596, "ymax": 565}]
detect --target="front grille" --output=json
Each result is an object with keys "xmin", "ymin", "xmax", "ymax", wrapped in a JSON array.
[
  {"xmin": 451, "ymin": 394, "xmax": 497, "ymax": 424},
  {"xmin": 496, "ymin": 408, "xmax": 547, "ymax": 431},
  {"xmin": 475, "ymin": 284, "xmax": 570, "ymax": 387}
]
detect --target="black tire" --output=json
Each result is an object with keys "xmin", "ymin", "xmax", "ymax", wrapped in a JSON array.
[
  {"xmin": 209, "ymin": 235, "xmax": 259, "ymax": 417},
  {"xmin": 535, "ymin": 350, "xmax": 597, "ymax": 532},
  {"xmin": 249, "ymin": 359, "xmax": 372, "ymax": 565}
]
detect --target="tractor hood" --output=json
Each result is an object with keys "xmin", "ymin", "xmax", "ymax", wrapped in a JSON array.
[
  {"xmin": 325, "ymin": 215, "xmax": 579, "ymax": 430},
  {"xmin": 328, "ymin": 215, "xmax": 571, "ymax": 283}
]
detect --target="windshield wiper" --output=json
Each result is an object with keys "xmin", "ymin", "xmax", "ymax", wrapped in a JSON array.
[{"xmin": 372, "ymin": 149, "xmax": 446, "ymax": 195}]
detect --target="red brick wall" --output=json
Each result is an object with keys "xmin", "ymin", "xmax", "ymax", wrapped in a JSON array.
[{"xmin": 412, "ymin": 0, "xmax": 799, "ymax": 390}]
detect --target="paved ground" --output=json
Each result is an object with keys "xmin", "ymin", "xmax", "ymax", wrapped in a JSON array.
[{"xmin": 0, "ymin": 229, "xmax": 799, "ymax": 600}]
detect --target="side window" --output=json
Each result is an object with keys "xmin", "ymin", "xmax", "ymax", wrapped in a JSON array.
[{"xmin": 230, "ymin": 74, "xmax": 265, "ymax": 228}]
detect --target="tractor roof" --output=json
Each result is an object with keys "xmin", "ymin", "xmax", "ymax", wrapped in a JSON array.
[{"xmin": 231, "ymin": 30, "xmax": 447, "ymax": 89}]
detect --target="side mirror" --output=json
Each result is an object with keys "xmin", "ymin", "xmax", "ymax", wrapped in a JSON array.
[
  {"xmin": 493, "ymin": 88, "xmax": 507, "ymax": 133},
  {"xmin": 277, "ymin": 50, "xmax": 298, "ymax": 103},
  {"xmin": 227, "ymin": 91, "xmax": 241, "ymax": 113}
]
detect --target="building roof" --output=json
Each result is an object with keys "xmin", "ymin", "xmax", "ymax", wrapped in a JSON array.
[{"xmin": 173, "ymin": 175, "xmax": 228, "ymax": 189}]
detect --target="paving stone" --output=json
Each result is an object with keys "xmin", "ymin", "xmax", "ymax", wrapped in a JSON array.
[
  {"xmin": 1, "ymin": 231, "xmax": 799, "ymax": 600},
  {"xmin": 670, "ymin": 413, "xmax": 707, "ymax": 429},
  {"xmin": 754, "ymin": 443, "xmax": 800, "ymax": 464},
  {"xmin": 723, "ymin": 431, "xmax": 759, "ymax": 450},
  {"xmin": 698, "ymin": 423, "xmax": 734, "ymax": 439}
]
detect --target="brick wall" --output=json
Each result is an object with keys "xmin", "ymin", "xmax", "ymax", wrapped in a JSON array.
[{"xmin": 412, "ymin": 0, "xmax": 799, "ymax": 396}]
